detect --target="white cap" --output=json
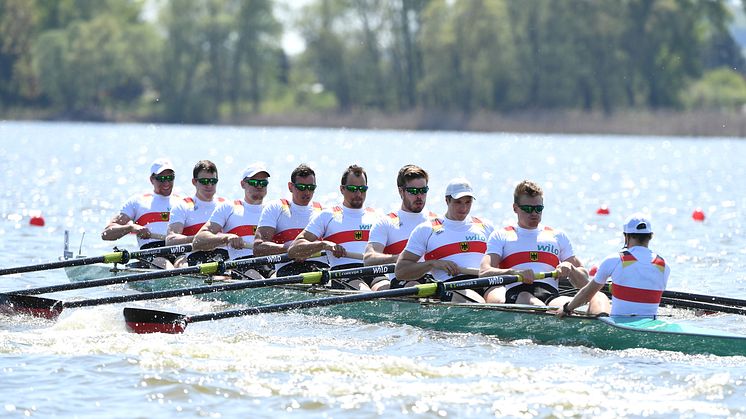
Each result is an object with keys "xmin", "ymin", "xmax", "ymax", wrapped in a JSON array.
[
  {"xmin": 242, "ymin": 162, "xmax": 270, "ymax": 179},
  {"xmin": 150, "ymin": 158, "xmax": 174, "ymax": 175},
  {"xmin": 445, "ymin": 177, "xmax": 475, "ymax": 200},
  {"xmin": 623, "ymin": 213, "xmax": 653, "ymax": 234}
]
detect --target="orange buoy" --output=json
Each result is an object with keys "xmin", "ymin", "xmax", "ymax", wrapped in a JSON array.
[
  {"xmin": 29, "ymin": 215, "xmax": 45, "ymax": 227},
  {"xmin": 692, "ymin": 208, "xmax": 705, "ymax": 222},
  {"xmin": 596, "ymin": 205, "xmax": 610, "ymax": 215}
]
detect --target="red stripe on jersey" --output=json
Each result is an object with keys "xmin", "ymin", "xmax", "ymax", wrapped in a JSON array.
[
  {"xmin": 182, "ymin": 223, "xmax": 205, "ymax": 237},
  {"xmin": 324, "ymin": 230, "xmax": 370, "ymax": 244},
  {"xmin": 272, "ymin": 228, "xmax": 303, "ymax": 244},
  {"xmin": 611, "ymin": 283, "xmax": 663, "ymax": 304},
  {"xmin": 425, "ymin": 241, "xmax": 487, "ymax": 260},
  {"xmin": 135, "ymin": 211, "xmax": 170, "ymax": 226},
  {"xmin": 383, "ymin": 239, "xmax": 407, "ymax": 254},
  {"xmin": 227, "ymin": 225, "xmax": 256, "ymax": 237},
  {"xmin": 498, "ymin": 251, "xmax": 560, "ymax": 269}
]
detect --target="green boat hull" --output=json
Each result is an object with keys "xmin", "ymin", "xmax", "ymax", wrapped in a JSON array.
[
  {"xmin": 68, "ymin": 269, "xmax": 746, "ymax": 356},
  {"xmin": 198, "ymin": 284, "xmax": 746, "ymax": 357}
]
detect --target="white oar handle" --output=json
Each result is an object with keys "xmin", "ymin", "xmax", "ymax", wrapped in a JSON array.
[
  {"xmin": 149, "ymin": 233, "xmax": 167, "ymax": 240},
  {"xmin": 344, "ymin": 252, "xmax": 364, "ymax": 260},
  {"xmin": 242, "ymin": 240, "xmax": 253, "ymax": 250}
]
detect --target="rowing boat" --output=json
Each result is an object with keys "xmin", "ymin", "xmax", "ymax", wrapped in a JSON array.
[{"xmin": 59, "ymin": 254, "xmax": 746, "ymax": 356}]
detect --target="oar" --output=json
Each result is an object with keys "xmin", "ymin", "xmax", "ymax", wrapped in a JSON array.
[
  {"xmin": 0, "ymin": 244, "xmax": 193, "ymax": 277},
  {"xmin": 559, "ymin": 281, "xmax": 746, "ymax": 314},
  {"xmin": 0, "ymin": 264, "xmax": 393, "ymax": 320},
  {"xmin": 3, "ymin": 253, "xmax": 293, "ymax": 298},
  {"xmin": 124, "ymin": 271, "xmax": 557, "ymax": 334}
]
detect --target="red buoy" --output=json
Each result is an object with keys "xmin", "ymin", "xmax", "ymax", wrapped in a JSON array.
[
  {"xmin": 588, "ymin": 265, "xmax": 598, "ymax": 277},
  {"xmin": 692, "ymin": 208, "xmax": 705, "ymax": 222},
  {"xmin": 29, "ymin": 215, "xmax": 45, "ymax": 227},
  {"xmin": 596, "ymin": 205, "xmax": 610, "ymax": 215}
]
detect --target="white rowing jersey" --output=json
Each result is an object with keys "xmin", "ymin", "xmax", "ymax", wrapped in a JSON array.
[
  {"xmin": 404, "ymin": 216, "xmax": 492, "ymax": 282},
  {"xmin": 486, "ymin": 224, "xmax": 573, "ymax": 290},
  {"xmin": 208, "ymin": 199, "xmax": 263, "ymax": 260},
  {"xmin": 120, "ymin": 192, "xmax": 181, "ymax": 248},
  {"xmin": 169, "ymin": 196, "xmax": 225, "ymax": 237},
  {"xmin": 258, "ymin": 198, "xmax": 324, "ymax": 268},
  {"xmin": 368, "ymin": 209, "xmax": 438, "ymax": 255},
  {"xmin": 594, "ymin": 246, "xmax": 670, "ymax": 316},
  {"xmin": 305, "ymin": 205, "xmax": 379, "ymax": 267}
]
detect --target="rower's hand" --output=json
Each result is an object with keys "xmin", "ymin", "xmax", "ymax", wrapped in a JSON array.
[
  {"xmin": 431, "ymin": 260, "xmax": 461, "ymax": 277},
  {"xmin": 225, "ymin": 234, "xmax": 244, "ymax": 249},
  {"xmin": 133, "ymin": 225, "xmax": 152, "ymax": 239},
  {"xmin": 323, "ymin": 241, "xmax": 346, "ymax": 258},
  {"xmin": 516, "ymin": 268, "xmax": 535, "ymax": 284},
  {"xmin": 555, "ymin": 262, "xmax": 575, "ymax": 279}
]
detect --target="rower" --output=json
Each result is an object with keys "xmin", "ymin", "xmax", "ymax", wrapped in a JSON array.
[
  {"xmin": 100, "ymin": 158, "xmax": 181, "ymax": 269},
  {"xmin": 252, "ymin": 164, "xmax": 328, "ymax": 277},
  {"xmin": 364, "ymin": 164, "xmax": 436, "ymax": 291},
  {"xmin": 166, "ymin": 160, "xmax": 226, "ymax": 267},
  {"xmin": 288, "ymin": 165, "xmax": 381, "ymax": 290},
  {"xmin": 479, "ymin": 180, "xmax": 610, "ymax": 314},
  {"xmin": 192, "ymin": 162, "xmax": 273, "ymax": 277},
  {"xmin": 395, "ymin": 178, "xmax": 493, "ymax": 303},
  {"xmin": 557, "ymin": 213, "xmax": 670, "ymax": 318}
]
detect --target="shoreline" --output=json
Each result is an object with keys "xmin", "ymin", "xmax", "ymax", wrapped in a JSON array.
[{"xmin": 4, "ymin": 109, "xmax": 746, "ymax": 137}]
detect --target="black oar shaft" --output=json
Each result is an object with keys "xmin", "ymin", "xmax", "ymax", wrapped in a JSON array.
[
  {"xmin": 190, "ymin": 286, "xmax": 420, "ymax": 323},
  {"xmin": 12, "ymin": 264, "xmax": 210, "ymax": 295},
  {"xmin": 0, "ymin": 244, "xmax": 193, "ymax": 276},
  {"xmin": 189, "ymin": 273, "xmax": 523, "ymax": 324},
  {"xmin": 64, "ymin": 272, "xmax": 319, "ymax": 309},
  {"xmin": 660, "ymin": 297, "xmax": 746, "ymax": 316},
  {"xmin": 662, "ymin": 290, "xmax": 746, "ymax": 308}
]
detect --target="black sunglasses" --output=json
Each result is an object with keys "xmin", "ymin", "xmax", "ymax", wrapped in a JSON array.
[
  {"xmin": 343, "ymin": 185, "xmax": 369, "ymax": 193},
  {"xmin": 154, "ymin": 175, "xmax": 175, "ymax": 182},
  {"xmin": 517, "ymin": 204, "xmax": 544, "ymax": 214},
  {"xmin": 245, "ymin": 178, "xmax": 269, "ymax": 188},
  {"xmin": 196, "ymin": 178, "xmax": 219, "ymax": 185},
  {"xmin": 403, "ymin": 186, "xmax": 429, "ymax": 195},
  {"xmin": 293, "ymin": 183, "xmax": 317, "ymax": 191}
]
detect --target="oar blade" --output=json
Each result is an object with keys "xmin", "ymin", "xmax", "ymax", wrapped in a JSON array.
[
  {"xmin": 0, "ymin": 294, "xmax": 63, "ymax": 319},
  {"xmin": 124, "ymin": 307, "xmax": 188, "ymax": 334}
]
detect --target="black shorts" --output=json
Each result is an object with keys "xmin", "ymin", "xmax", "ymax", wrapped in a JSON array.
[
  {"xmin": 233, "ymin": 254, "xmax": 275, "ymax": 278},
  {"xmin": 390, "ymin": 274, "xmax": 433, "ymax": 289},
  {"xmin": 505, "ymin": 282, "xmax": 559, "ymax": 304},
  {"xmin": 276, "ymin": 261, "xmax": 330, "ymax": 277},
  {"xmin": 186, "ymin": 249, "xmax": 230, "ymax": 266},
  {"xmin": 329, "ymin": 263, "xmax": 388, "ymax": 289},
  {"xmin": 135, "ymin": 240, "xmax": 177, "ymax": 264}
]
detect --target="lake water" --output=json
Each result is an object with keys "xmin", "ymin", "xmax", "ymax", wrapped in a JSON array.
[{"xmin": 0, "ymin": 121, "xmax": 745, "ymax": 418}]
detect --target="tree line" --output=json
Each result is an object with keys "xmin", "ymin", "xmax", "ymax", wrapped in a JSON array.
[{"xmin": 2, "ymin": 0, "xmax": 746, "ymax": 124}]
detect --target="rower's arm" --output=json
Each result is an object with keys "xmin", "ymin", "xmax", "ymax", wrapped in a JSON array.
[
  {"xmin": 363, "ymin": 242, "xmax": 398, "ymax": 266},
  {"xmin": 165, "ymin": 223, "xmax": 192, "ymax": 246},
  {"xmin": 395, "ymin": 250, "xmax": 430, "ymax": 280},
  {"xmin": 252, "ymin": 226, "xmax": 287, "ymax": 256},
  {"xmin": 101, "ymin": 213, "xmax": 140, "ymax": 241},
  {"xmin": 192, "ymin": 222, "xmax": 227, "ymax": 251},
  {"xmin": 558, "ymin": 256, "xmax": 589, "ymax": 288},
  {"xmin": 288, "ymin": 230, "xmax": 332, "ymax": 259},
  {"xmin": 564, "ymin": 280, "xmax": 605, "ymax": 313},
  {"xmin": 478, "ymin": 253, "xmax": 515, "ymax": 277}
]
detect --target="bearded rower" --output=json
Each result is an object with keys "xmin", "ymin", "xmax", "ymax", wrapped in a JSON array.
[
  {"xmin": 288, "ymin": 165, "xmax": 381, "ymax": 290},
  {"xmin": 364, "ymin": 164, "xmax": 436, "ymax": 291}
]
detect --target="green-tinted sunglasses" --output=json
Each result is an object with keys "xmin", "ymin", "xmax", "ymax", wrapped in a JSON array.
[
  {"xmin": 154, "ymin": 175, "xmax": 175, "ymax": 182},
  {"xmin": 343, "ymin": 185, "xmax": 369, "ymax": 193},
  {"xmin": 245, "ymin": 178, "xmax": 269, "ymax": 188},
  {"xmin": 403, "ymin": 186, "xmax": 429, "ymax": 195},
  {"xmin": 196, "ymin": 178, "xmax": 219, "ymax": 185},
  {"xmin": 293, "ymin": 183, "xmax": 317, "ymax": 191},
  {"xmin": 517, "ymin": 204, "xmax": 544, "ymax": 214}
]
